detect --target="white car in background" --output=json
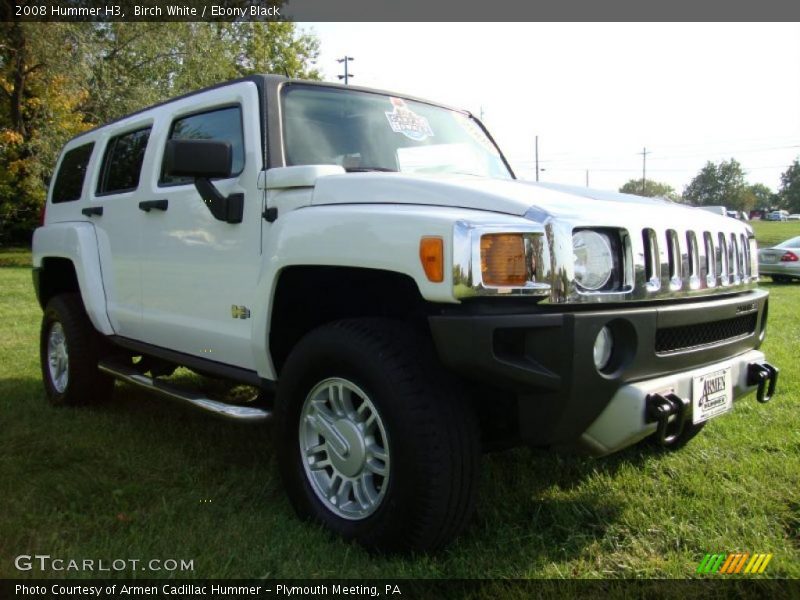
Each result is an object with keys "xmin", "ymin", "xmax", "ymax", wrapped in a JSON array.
[{"xmin": 759, "ymin": 235, "xmax": 800, "ymax": 283}]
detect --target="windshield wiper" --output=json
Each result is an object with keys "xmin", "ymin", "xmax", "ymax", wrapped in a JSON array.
[{"xmin": 344, "ymin": 167, "xmax": 398, "ymax": 173}]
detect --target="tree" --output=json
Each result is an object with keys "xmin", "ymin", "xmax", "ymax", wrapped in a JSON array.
[
  {"xmin": 682, "ymin": 159, "xmax": 753, "ymax": 212},
  {"xmin": 746, "ymin": 183, "xmax": 776, "ymax": 210},
  {"xmin": 0, "ymin": 22, "xmax": 320, "ymax": 244},
  {"xmin": 619, "ymin": 178, "xmax": 681, "ymax": 202},
  {"xmin": 83, "ymin": 23, "xmax": 320, "ymax": 124},
  {"xmin": 0, "ymin": 23, "xmax": 93, "ymax": 243},
  {"xmin": 778, "ymin": 158, "xmax": 800, "ymax": 214}
]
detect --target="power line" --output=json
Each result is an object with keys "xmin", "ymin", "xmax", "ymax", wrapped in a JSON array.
[
  {"xmin": 744, "ymin": 164, "xmax": 797, "ymax": 171},
  {"xmin": 635, "ymin": 134, "xmax": 800, "ymax": 151},
  {"xmin": 647, "ymin": 144, "xmax": 800, "ymax": 161},
  {"xmin": 534, "ymin": 164, "xmax": 795, "ymax": 173},
  {"xmin": 512, "ymin": 141, "xmax": 800, "ymax": 167}
]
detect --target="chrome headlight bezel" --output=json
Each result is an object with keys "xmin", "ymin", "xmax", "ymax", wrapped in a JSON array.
[{"xmin": 453, "ymin": 221, "xmax": 551, "ymax": 299}]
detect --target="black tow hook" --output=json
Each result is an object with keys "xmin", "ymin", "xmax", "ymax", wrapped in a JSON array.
[
  {"xmin": 747, "ymin": 362, "xmax": 779, "ymax": 404},
  {"xmin": 645, "ymin": 392, "xmax": 689, "ymax": 446}
]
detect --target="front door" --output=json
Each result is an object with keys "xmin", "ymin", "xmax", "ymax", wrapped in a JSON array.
[{"xmin": 137, "ymin": 82, "xmax": 265, "ymax": 371}]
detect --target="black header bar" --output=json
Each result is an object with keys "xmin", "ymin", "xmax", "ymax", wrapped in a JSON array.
[{"xmin": 4, "ymin": 0, "xmax": 800, "ymax": 22}]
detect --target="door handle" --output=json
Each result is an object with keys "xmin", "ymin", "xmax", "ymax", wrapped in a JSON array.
[
  {"xmin": 138, "ymin": 199, "xmax": 168, "ymax": 212},
  {"xmin": 81, "ymin": 206, "xmax": 103, "ymax": 217}
]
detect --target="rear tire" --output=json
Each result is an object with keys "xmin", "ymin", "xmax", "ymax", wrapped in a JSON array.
[
  {"xmin": 771, "ymin": 275, "xmax": 793, "ymax": 284},
  {"xmin": 40, "ymin": 294, "xmax": 113, "ymax": 406},
  {"xmin": 276, "ymin": 319, "xmax": 480, "ymax": 553}
]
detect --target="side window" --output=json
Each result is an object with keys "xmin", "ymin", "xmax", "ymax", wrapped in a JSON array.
[
  {"xmin": 96, "ymin": 127, "xmax": 151, "ymax": 195},
  {"xmin": 160, "ymin": 106, "xmax": 244, "ymax": 186},
  {"xmin": 52, "ymin": 143, "xmax": 94, "ymax": 203}
]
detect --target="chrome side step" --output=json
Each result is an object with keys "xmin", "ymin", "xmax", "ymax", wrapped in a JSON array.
[{"xmin": 98, "ymin": 360, "xmax": 272, "ymax": 423}]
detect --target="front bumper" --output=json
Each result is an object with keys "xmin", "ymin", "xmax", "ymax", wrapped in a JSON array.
[
  {"xmin": 581, "ymin": 349, "xmax": 772, "ymax": 455},
  {"xmin": 429, "ymin": 289, "xmax": 774, "ymax": 454}
]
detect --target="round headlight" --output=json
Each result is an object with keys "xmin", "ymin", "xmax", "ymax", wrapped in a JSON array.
[
  {"xmin": 573, "ymin": 230, "xmax": 613, "ymax": 291},
  {"xmin": 593, "ymin": 326, "xmax": 613, "ymax": 370}
]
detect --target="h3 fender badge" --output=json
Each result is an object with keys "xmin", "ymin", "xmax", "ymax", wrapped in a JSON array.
[{"xmin": 231, "ymin": 305, "xmax": 251, "ymax": 319}]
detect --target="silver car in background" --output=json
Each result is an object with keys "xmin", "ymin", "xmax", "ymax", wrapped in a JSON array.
[{"xmin": 759, "ymin": 235, "xmax": 800, "ymax": 283}]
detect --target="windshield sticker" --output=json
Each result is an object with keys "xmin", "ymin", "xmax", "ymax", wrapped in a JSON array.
[{"xmin": 385, "ymin": 97, "xmax": 434, "ymax": 141}]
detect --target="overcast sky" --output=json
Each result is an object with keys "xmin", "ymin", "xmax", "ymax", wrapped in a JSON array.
[{"xmin": 301, "ymin": 23, "xmax": 800, "ymax": 194}]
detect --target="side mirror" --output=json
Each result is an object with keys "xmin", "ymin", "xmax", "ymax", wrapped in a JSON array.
[
  {"xmin": 163, "ymin": 139, "xmax": 242, "ymax": 224},
  {"xmin": 164, "ymin": 139, "xmax": 232, "ymax": 179}
]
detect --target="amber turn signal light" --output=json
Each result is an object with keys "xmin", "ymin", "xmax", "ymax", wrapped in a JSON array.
[
  {"xmin": 419, "ymin": 236, "xmax": 444, "ymax": 282},
  {"xmin": 480, "ymin": 233, "xmax": 527, "ymax": 286}
]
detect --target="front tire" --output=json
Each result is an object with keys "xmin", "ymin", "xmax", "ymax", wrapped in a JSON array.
[
  {"xmin": 276, "ymin": 319, "xmax": 480, "ymax": 553},
  {"xmin": 40, "ymin": 294, "xmax": 113, "ymax": 406}
]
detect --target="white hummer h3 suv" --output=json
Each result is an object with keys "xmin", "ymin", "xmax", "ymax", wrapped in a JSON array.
[{"xmin": 33, "ymin": 75, "xmax": 779, "ymax": 552}]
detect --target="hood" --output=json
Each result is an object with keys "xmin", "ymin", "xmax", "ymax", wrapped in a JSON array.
[{"xmin": 311, "ymin": 173, "xmax": 744, "ymax": 232}]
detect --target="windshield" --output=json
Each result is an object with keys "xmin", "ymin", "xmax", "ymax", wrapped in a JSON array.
[{"xmin": 281, "ymin": 85, "xmax": 512, "ymax": 179}]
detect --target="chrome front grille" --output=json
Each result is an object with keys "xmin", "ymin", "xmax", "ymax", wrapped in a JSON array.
[
  {"xmin": 540, "ymin": 220, "xmax": 758, "ymax": 304},
  {"xmin": 471, "ymin": 206, "xmax": 759, "ymax": 305},
  {"xmin": 631, "ymin": 226, "xmax": 755, "ymax": 300}
]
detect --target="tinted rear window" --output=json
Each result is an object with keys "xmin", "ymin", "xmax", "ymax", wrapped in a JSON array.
[
  {"xmin": 52, "ymin": 143, "xmax": 94, "ymax": 203},
  {"xmin": 97, "ymin": 127, "xmax": 151, "ymax": 195},
  {"xmin": 160, "ymin": 106, "xmax": 244, "ymax": 185}
]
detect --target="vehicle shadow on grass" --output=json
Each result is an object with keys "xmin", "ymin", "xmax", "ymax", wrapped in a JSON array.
[
  {"xmin": 100, "ymin": 382, "xmax": 667, "ymax": 569},
  {"xmin": 448, "ymin": 443, "xmax": 659, "ymax": 567},
  {"xmin": 4, "ymin": 375, "xmax": 670, "ymax": 573}
]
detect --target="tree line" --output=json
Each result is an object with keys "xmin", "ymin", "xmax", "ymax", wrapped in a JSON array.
[
  {"xmin": 0, "ymin": 22, "xmax": 319, "ymax": 244},
  {"xmin": 619, "ymin": 157, "xmax": 800, "ymax": 214},
  {"xmin": 3, "ymin": 22, "xmax": 798, "ymax": 244}
]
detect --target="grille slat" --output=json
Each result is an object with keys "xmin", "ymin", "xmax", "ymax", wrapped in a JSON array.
[
  {"xmin": 640, "ymin": 227, "xmax": 751, "ymax": 295},
  {"xmin": 655, "ymin": 313, "xmax": 757, "ymax": 354}
]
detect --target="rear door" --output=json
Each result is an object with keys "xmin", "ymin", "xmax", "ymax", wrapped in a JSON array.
[
  {"xmin": 137, "ymin": 82, "xmax": 264, "ymax": 371},
  {"xmin": 88, "ymin": 118, "xmax": 155, "ymax": 337}
]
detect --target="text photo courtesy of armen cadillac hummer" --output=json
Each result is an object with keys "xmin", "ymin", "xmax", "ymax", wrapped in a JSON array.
[{"xmin": 2, "ymin": 12, "xmax": 799, "ymax": 588}]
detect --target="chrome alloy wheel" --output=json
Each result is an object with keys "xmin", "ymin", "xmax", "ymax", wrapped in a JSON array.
[
  {"xmin": 299, "ymin": 377, "xmax": 390, "ymax": 520},
  {"xmin": 47, "ymin": 322, "xmax": 70, "ymax": 393}
]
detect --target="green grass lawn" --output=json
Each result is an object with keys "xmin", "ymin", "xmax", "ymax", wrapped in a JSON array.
[
  {"xmin": 1, "ymin": 226, "xmax": 798, "ymax": 579},
  {"xmin": 750, "ymin": 219, "xmax": 800, "ymax": 248}
]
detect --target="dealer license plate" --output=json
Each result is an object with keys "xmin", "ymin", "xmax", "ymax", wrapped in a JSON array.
[{"xmin": 692, "ymin": 366, "xmax": 733, "ymax": 424}]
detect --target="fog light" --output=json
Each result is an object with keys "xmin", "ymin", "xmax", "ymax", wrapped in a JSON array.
[{"xmin": 593, "ymin": 326, "xmax": 613, "ymax": 370}]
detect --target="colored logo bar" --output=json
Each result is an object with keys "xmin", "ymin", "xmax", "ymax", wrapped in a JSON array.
[{"xmin": 696, "ymin": 553, "xmax": 773, "ymax": 574}]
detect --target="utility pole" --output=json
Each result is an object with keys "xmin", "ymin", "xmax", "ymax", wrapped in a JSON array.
[
  {"xmin": 337, "ymin": 56, "xmax": 354, "ymax": 85},
  {"xmin": 639, "ymin": 147, "xmax": 651, "ymax": 195},
  {"xmin": 585, "ymin": 169, "xmax": 589, "ymax": 188},
  {"xmin": 535, "ymin": 136, "xmax": 539, "ymax": 182}
]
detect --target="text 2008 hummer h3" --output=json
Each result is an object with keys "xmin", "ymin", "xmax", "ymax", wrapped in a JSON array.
[{"xmin": 33, "ymin": 75, "xmax": 779, "ymax": 552}]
